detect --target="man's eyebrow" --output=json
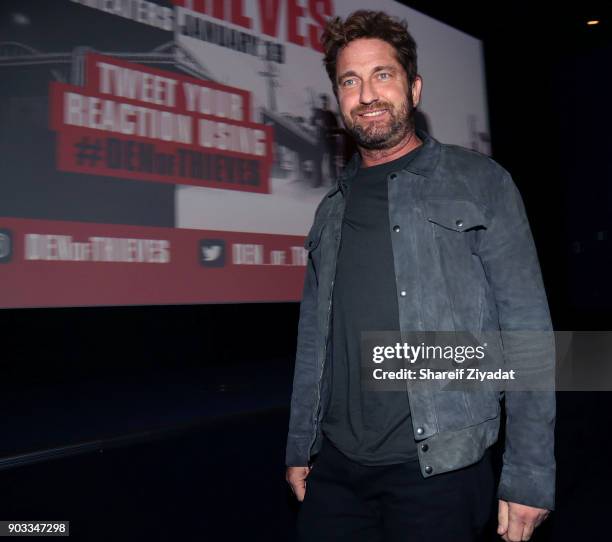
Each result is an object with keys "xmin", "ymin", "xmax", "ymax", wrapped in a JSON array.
[
  {"xmin": 337, "ymin": 69, "xmax": 358, "ymax": 83},
  {"xmin": 337, "ymin": 65, "xmax": 398, "ymax": 83},
  {"xmin": 372, "ymin": 65, "xmax": 397, "ymax": 74}
]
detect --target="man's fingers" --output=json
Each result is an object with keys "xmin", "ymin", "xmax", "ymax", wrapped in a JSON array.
[
  {"xmin": 286, "ymin": 466, "xmax": 311, "ymax": 502},
  {"xmin": 507, "ymin": 515, "xmax": 526, "ymax": 542},
  {"xmin": 501, "ymin": 501, "xmax": 551, "ymax": 541},
  {"xmin": 521, "ymin": 523, "xmax": 535, "ymax": 541},
  {"xmin": 287, "ymin": 479, "xmax": 306, "ymax": 501},
  {"xmin": 294, "ymin": 481, "xmax": 306, "ymax": 502},
  {"xmin": 497, "ymin": 499, "xmax": 509, "ymax": 535},
  {"xmin": 520, "ymin": 511, "xmax": 548, "ymax": 540}
]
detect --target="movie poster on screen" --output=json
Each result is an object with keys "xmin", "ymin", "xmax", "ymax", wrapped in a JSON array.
[{"xmin": 0, "ymin": 0, "xmax": 490, "ymax": 307}]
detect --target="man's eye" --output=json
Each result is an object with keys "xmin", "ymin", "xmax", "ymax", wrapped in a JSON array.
[
  {"xmin": 342, "ymin": 79, "xmax": 355, "ymax": 87},
  {"xmin": 378, "ymin": 72, "xmax": 391, "ymax": 80}
]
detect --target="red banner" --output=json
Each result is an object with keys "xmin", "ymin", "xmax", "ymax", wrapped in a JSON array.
[
  {"xmin": 0, "ymin": 218, "xmax": 307, "ymax": 308},
  {"xmin": 48, "ymin": 53, "xmax": 273, "ymax": 193}
]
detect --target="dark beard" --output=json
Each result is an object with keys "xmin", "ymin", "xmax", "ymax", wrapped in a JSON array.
[{"xmin": 344, "ymin": 98, "xmax": 414, "ymax": 150}]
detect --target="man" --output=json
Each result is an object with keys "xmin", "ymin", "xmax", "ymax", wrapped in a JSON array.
[{"xmin": 286, "ymin": 10, "xmax": 555, "ymax": 542}]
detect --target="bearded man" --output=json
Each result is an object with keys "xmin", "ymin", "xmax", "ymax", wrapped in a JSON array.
[{"xmin": 285, "ymin": 10, "xmax": 555, "ymax": 542}]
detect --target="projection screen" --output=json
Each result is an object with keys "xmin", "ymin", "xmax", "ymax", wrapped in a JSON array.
[{"xmin": 0, "ymin": 0, "xmax": 490, "ymax": 307}]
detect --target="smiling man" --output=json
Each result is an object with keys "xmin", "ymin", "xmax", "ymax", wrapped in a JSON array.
[
  {"xmin": 335, "ymin": 39, "xmax": 419, "ymax": 160},
  {"xmin": 285, "ymin": 10, "xmax": 555, "ymax": 542}
]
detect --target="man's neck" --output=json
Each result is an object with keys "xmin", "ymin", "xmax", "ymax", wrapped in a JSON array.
[{"xmin": 359, "ymin": 130, "xmax": 422, "ymax": 168}]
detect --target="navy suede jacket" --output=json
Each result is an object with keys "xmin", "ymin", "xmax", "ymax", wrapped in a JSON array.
[{"xmin": 286, "ymin": 128, "xmax": 556, "ymax": 511}]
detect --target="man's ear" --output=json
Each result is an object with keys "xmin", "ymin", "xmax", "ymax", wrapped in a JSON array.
[{"xmin": 411, "ymin": 75, "xmax": 423, "ymax": 108}]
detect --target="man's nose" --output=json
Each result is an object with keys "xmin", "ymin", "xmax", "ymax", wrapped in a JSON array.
[{"xmin": 359, "ymin": 79, "xmax": 379, "ymax": 105}]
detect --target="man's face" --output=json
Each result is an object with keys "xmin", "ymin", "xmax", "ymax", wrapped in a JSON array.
[{"xmin": 335, "ymin": 38, "xmax": 421, "ymax": 150}]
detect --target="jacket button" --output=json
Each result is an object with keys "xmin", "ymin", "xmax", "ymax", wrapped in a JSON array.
[
  {"xmin": 393, "ymin": 225, "xmax": 400, "ymax": 232},
  {"xmin": 425, "ymin": 465, "xmax": 433, "ymax": 474},
  {"xmin": 416, "ymin": 426, "xmax": 424, "ymax": 435},
  {"xmin": 400, "ymin": 290, "xmax": 407, "ymax": 297},
  {"xmin": 421, "ymin": 444, "xmax": 429, "ymax": 452},
  {"xmin": 389, "ymin": 173, "xmax": 397, "ymax": 180},
  {"xmin": 455, "ymin": 219, "xmax": 464, "ymax": 228}
]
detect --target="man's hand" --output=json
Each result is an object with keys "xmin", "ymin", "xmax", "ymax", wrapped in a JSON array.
[
  {"xmin": 286, "ymin": 466, "xmax": 312, "ymax": 502},
  {"xmin": 497, "ymin": 499, "xmax": 550, "ymax": 541}
]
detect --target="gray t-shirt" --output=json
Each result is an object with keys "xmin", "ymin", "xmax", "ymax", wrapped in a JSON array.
[{"xmin": 321, "ymin": 145, "xmax": 423, "ymax": 465}]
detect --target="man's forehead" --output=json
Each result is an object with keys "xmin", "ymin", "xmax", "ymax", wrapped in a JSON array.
[{"xmin": 337, "ymin": 38, "xmax": 402, "ymax": 73}]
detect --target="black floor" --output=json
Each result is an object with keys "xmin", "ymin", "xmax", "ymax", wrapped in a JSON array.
[
  {"xmin": 0, "ymin": 364, "xmax": 610, "ymax": 541},
  {"xmin": 1, "ymin": 408, "xmax": 297, "ymax": 541}
]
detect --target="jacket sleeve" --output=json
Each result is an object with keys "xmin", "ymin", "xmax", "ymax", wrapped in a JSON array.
[
  {"xmin": 477, "ymin": 170, "xmax": 556, "ymax": 510},
  {"xmin": 285, "ymin": 234, "xmax": 320, "ymax": 467}
]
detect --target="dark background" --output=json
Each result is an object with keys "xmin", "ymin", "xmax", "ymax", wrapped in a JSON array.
[{"xmin": 1, "ymin": 2, "xmax": 611, "ymax": 541}]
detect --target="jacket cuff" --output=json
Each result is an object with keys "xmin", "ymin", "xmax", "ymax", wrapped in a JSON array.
[
  {"xmin": 497, "ymin": 462, "xmax": 556, "ymax": 510},
  {"xmin": 285, "ymin": 435, "xmax": 312, "ymax": 467}
]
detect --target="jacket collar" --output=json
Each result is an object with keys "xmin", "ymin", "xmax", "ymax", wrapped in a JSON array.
[{"xmin": 329, "ymin": 128, "xmax": 441, "ymax": 197}]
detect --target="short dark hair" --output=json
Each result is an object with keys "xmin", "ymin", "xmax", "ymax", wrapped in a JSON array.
[{"xmin": 321, "ymin": 10, "xmax": 418, "ymax": 97}]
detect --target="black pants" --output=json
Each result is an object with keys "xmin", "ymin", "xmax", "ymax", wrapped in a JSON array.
[{"xmin": 296, "ymin": 437, "xmax": 495, "ymax": 542}]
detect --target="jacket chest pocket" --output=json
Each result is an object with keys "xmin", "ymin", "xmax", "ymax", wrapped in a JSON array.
[
  {"xmin": 425, "ymin": 199, "xmax": 488, "ymax": 259},
  {"xmin": 425, "ymin": 199, "xmax": 488, "ymax": 235}
]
